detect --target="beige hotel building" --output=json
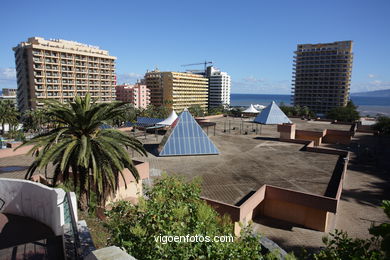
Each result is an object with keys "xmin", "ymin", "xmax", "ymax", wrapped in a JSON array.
[
  {"xmin": 292, "ymin": 40, "xmax": 353, "ymax": 114},
  {"xmin": 144, "ymin": 70, "xmax": 209, "ymax": 111},
  {"xmin": 13, "ymin": 37, "xmax": 117, "ymax": 112}
]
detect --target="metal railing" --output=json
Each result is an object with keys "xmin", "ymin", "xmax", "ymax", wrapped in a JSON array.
[{"xmin": 62, "ymin": 192, "xmax": 83, "ymax": 260}]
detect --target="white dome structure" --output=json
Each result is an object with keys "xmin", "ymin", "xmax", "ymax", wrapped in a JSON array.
[
  {"xmin": 242, "ymin": 104, "xmax": 259, "ymax": 113},
  {"xmin": 157, "ymin": 110, "xmax": 178, "ymax": 126}
]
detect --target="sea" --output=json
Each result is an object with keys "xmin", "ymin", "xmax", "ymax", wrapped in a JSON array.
[{"xmin": 231, "ymin": 94, "xmax": 390, "ymax": 117}]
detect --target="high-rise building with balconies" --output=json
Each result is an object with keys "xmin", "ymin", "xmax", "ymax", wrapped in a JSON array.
[
  {"xmin": 13, "ymin": 37, "xmax": 117, "ymax": 112},
  {"xmin": 206, "ymin": 66, "xmax": 231, "ymax": 108},
  {"xmin": 144, "ymin": 70, "xmax": 208, "ymax": 111},
  {"xmin": 292, "ymin": 41, "xmax": 353, "ymax": 115}
]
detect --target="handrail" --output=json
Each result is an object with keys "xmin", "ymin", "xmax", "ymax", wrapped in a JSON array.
[{"xmin": 63, "ymin": 192, "xmax": 83, "ymax": 260}]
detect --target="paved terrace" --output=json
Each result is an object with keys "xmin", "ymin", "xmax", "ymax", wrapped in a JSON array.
[
  {"xmin": 0, "ymin": 117, "xmax": 340, "ymax": 206},
  {"xmin": 1, "ymin": 117, "xmax": 388, "ymax": 254},
  {"xmin": 135, "ymin": 134, "xmax": 339, "ymax": 205},
  {"xmin": 0, "ymin": 156, "xmax": 52, "ymax": 179}
]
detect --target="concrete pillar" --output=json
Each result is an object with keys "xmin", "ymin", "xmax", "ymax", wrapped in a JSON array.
[{"xmin": 277, "ymin": 123, "xmax": 296, "ymax": 140}]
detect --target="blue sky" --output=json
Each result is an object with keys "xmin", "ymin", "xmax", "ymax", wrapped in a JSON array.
[{"xmin": 0, "ymin": 0, "xmax": 389, "ymax": 94}]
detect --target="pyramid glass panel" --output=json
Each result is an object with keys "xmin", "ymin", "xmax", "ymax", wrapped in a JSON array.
[
  {"xmin": 254, "ymin": 101, "xmax": 292, "ymax": 125},
  {"xmin": 159, "ymin": 110, "xmax": 219, "ymax": 156}
]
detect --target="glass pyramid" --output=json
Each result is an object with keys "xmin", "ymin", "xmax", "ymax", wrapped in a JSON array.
[
  {"xmin": 159, "ymin": 109, "xmax": 219, "ymax": 156},
  {"xmin": 254, "ymin": 101, "xmax": 292, "ymax": 124}
]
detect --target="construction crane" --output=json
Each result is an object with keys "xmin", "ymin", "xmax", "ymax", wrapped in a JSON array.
[{"xmin": 181, "ymin": 61, "xmax": 213, "ymax": 71}]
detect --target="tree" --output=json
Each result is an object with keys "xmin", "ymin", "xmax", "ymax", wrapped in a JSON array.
[
  {"xmin": 109, "ymin": 103, "xmax": 138, "ymax": 127},
  {"xmin": 16, "ymin": 94, "xmax": 147, "ymax": 210},
  {"xmin": 22, "ymin": 108, "xmax": 48, "ymax": 133},
  {"xmin": 188, "ymin": 104, "xmax": 205, "ymax": 117},
  {"xmin": 140, "ymin": 104, "xmax": 169, "ymax": 119},
  {"xmin": 280, "ymin": 105, "xmax": 293, "ymax": 117},
  {"xmin": 293, "ymin": 105, "xmax": 302, "ymax": 116},
  {"xmin": 372, "ymin": 116, "xmax": 390, "ymax": 136},
  {"xmin": 208, "ymin": 105, "xmax": 226, "ymax": 116},
  {"xmin": 280, "ymin": 104, "xmax": 315, "ymax": 118},
  {"xmin": 0, "ymin": 100, "xmax": 19, "ymax": 135},
  {"xmin": 301, "ymin": 106, "xmax": 310, "ymax": 117},
  {"xmin": 326, "ymin": 101, "xmax": 360, "ymax": 122},
  {"xmin": 228, "ymin": 108, "xmax": 242, "ymax": 117},
  {"xmin": 105, "ymin": 175, "xmax": 268, "ymax": 259}
]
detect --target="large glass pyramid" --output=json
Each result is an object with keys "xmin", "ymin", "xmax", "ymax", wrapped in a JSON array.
[
  {"xmin": 158, "ymin": 109, "xmax": 219, "ymax": 156},
  {"xmin": 254, "ymin": 101, "xmax": 292, "ymax": 124}
]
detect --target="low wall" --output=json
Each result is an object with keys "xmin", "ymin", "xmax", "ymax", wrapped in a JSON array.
[
  {"xmin": 202, "ymin": 197, "xmax": 241, "ymax": 222},
  {"xmin": 196, "ymin": 114, "xmax": 224, "ymax": 120},
  {"xmin": 203, "ymin": 183, "xmax": 339, "ymax": 232},
  {"xmin": 238, "ymin": 185, "xmax": 266, "ymax": 222},
  {"xmin": 118, "ymin": 127, "xmax": 133, "ymax": 132},
  {"xmin": 202, "ymin": 141, "xmax": 348, "ymax": 232},
  {"xmin": 278, "ymin": 123, "xmax": 354, "ymax": 146},
  {"xmin": 265, "ymin": 185, "xmax": 338, "ymax": 213},
  {"xmin": 277, "ymin": 124, "xmax": 296, "ymax": 139},
  {"xmin": 0, "ymin": 178, "xmax": 77, "ymax": 236},
  {"xmin": 108, "ymin": 161, "xmax": 149, "ymax": 203},
  {"xmin": 323, "ymin": 129, "xmax": 353, "ymax": 145},
  {"xmin": 260, "ymin": 198, "xmax": 329, "ymax": 231},
  {"xmin": 204, "ymin": 114, "xmax": 224, "ymax": 119},
  {"xmin": 295, "ymin": 130, "xmax": 326, "ymax": 146}
]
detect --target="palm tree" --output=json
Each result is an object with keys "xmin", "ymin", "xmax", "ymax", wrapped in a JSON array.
[
  {"xmin": 16, "ymin": 94, "xmax": 147, "ymax": 210},
  {"xmin": 0, "ymin": 100, "xmax": 19, "ymax": 135},
  {"xmin": 22, "ymin": 108, "xmax": 48, "ymax": 133}
]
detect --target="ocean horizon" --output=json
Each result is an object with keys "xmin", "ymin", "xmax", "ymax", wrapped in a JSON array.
[{"xmin": 230, "ymin": 93, "xmax": 390, "ymax": 116}]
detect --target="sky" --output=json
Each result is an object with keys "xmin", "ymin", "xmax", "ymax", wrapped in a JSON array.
[{"xmin": 0, "ymin": 0, "xmax": 389, "ymax": 94}]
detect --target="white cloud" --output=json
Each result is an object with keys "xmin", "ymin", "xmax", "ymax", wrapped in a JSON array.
[
  {"xmin": 368, "ymin": 74, "xmax": 376, "ymax": 78},
  {"xmin": 232, "ymin": 76, "xmax": 291, "ymax": 94},
  {"xmin": 0, "ymin": 67, "xmax": 17, "ymax": 89},
  {"xmin": 241, "ymin": 76, "xmax": 266, "ymax": 83},
  {"xmin": 0, "ymin": 68, "xmax": 16, "ymax": 80},
  {"xmin": 117, "ymin": 72, "xmax": 143, "ymax": 84},
  {"xmin": 351, "ymin": 80, "xmax": 390, "ymax": 93}
]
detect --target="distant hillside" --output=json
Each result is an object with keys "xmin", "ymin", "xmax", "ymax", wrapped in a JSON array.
[{"xmin": 352, "ymin": 89, "xmax": 390, "ymax": 97}]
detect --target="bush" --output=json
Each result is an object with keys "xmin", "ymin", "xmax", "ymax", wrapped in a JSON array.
[
  {"xmin": 188, "ymin": 105, "xmax": 205, "ymax": 117},
  {"xmin": 208, "ymin": 105, "xmax": 226, "ymax": 116},
  {"xmin": 372, "ymin": 116, "xmax": 390, "ymax": 135},
  {"xmin": 140, "ymin": 104, "xmax": 170, "ymax": 119},
  {"xmin": 280, "ymin": 104, "xmax": 315, "ymax": 118},
  {"xmin": 312, "ymin": 230, "xmax": 383, "ymax": 260},
  {"xmin": 105, "ymin": 175, "xmax": 267, "ymax": 259},
  {"xmin": 326, "ymin": 101, "xmax": 360, "ymax": 122},
  {"xmin": 228, "ymin": 108, "xmax": 242, "ymax": 117}
]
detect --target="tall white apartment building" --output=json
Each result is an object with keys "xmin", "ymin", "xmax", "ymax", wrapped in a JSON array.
[{"xmin": 206, "ymin": 66, "xmax": 231, "ymax": 108}]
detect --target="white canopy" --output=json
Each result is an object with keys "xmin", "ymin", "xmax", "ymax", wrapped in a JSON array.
[
  {"xmin": 253, "ymin": 104, "xmax": 266, "ymax": 110},
  {"xmin": 242, "ymin": 104, "xmax": 259, "ymax": 113},
  {"xmin": 157, "ymin": 110, "xmax": 178, "ymax": 126}
]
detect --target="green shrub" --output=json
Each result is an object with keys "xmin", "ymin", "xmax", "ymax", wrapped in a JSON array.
[
  {"xmin": 372, "ymin": 116, "xmax": 390, "ymax": 135},
  {"xmin": 105, "ymin": 175, "xmax": 266, "ymax": 259},
  {"xmin": 208, "ymin": 105, "xmax": 226, "ymax": 116},
  {"xmin": 326, "ymin": 101, "xmax": 360, "ymax": 122},
  {"xmin": 188, "ymin": 105, "xmax": 205, "ymax": 117}
]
